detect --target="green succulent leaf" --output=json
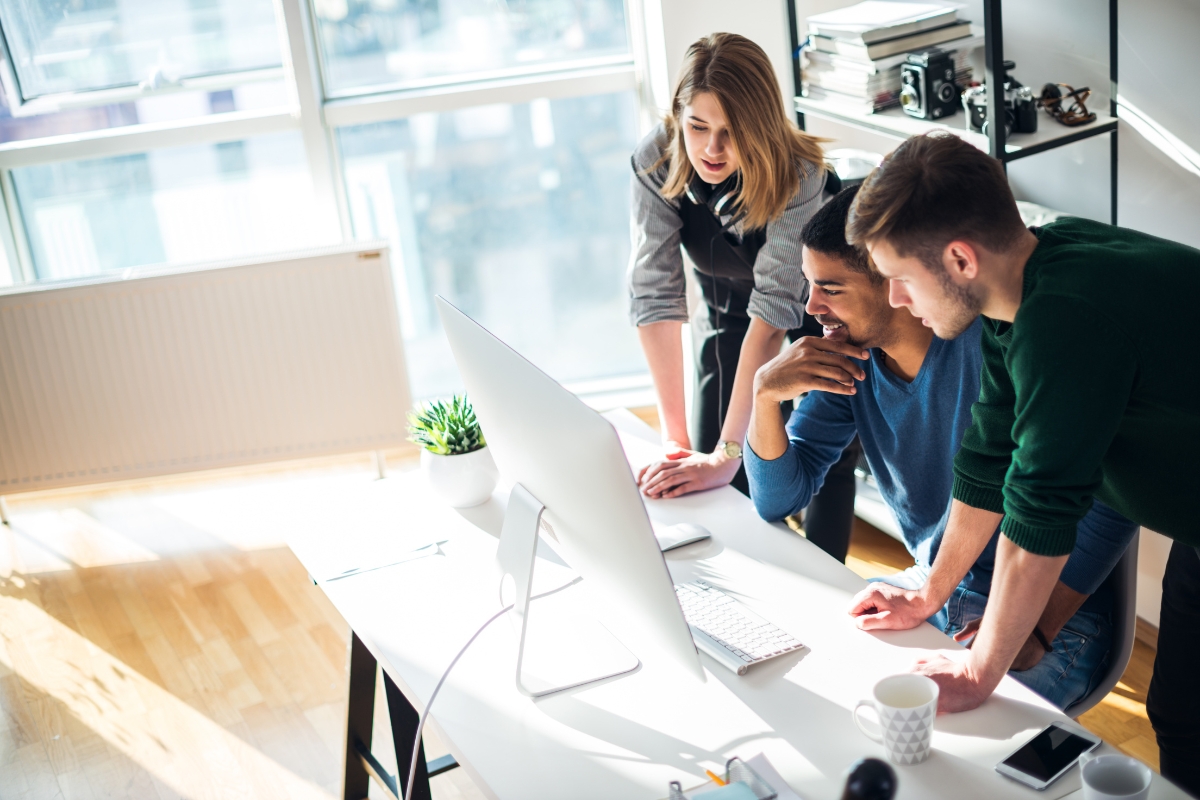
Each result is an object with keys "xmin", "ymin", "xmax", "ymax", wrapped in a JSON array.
[{"xmin": 406, "ymin": 393, "xmax": 487, "ymax": 455}]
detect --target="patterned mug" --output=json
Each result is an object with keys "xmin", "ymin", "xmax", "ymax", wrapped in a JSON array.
[{"xmin": 853, "ymin": 674, "xmax": 939, "ymax": 765}]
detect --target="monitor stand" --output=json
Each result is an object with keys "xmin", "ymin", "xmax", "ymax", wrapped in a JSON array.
[{"xmin": 498, "ymin": 483, "xmax": 640, "ymax": 697}]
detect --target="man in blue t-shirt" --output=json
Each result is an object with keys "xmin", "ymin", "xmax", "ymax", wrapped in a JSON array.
[{"xmin": 745, "ymin": 187, "xmax": 1138, "ymax": 711}]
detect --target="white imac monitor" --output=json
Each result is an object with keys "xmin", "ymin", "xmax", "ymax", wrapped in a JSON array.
[{"xmin": 435, "ymin": 297, "xmax": 704, "ymax": 693}]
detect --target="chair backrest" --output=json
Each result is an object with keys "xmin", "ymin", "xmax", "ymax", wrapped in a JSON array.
[{"xmin": 1065, "ymin": 530, "xmax": 1140, "ymax": 718}]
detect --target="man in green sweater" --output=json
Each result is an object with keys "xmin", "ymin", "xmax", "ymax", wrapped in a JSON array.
[{"xmin": 842, "ymin": 131, "xmax": 1200, "ymax": 793}]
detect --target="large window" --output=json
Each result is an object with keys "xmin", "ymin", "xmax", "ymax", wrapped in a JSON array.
[
  {"xmin": 0, "ymin": 0, "xmax": 648, "ymax": 400},
  {"xmin": 340, "ymin": 91, "xmax": 642, "ymax": 398}
]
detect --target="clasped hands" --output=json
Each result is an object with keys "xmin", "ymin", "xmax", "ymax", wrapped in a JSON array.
[
  {"xmin": 848, "ymin": 581, "xmax": 1047, "ymax": 712},
  {"xmin": 637, "ymin": 445, "xmax": 741, "ymax": 499}
]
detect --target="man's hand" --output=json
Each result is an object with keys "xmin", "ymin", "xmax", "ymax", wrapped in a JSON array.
[
  {"xmin": 848, "ymin": 582, "xmax": 940, "ymax": 631},
  {"xmin": 912, "ymin": 654, "xmax": 994, "ymax": 713},
  {"xmin": 637, "ymin": 449, "xmax": 742, "ymax": 499},
  {"xmin": 754, "ymin": 336, "xmax": 868, "ymax": 404}
]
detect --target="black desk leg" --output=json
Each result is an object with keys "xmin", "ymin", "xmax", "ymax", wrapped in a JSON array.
[
  {"xmin": 343, "ymin": 632, "xmax": 377, "ymax": 800},
  {"xmin": 384, "ymin": 672, "xmax": 433, "ymax": 800},
  {"xmin": 342, "ymin": 632, "xmax": 459, "ymax": 800}
]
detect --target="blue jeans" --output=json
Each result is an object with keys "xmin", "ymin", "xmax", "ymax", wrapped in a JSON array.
[{"xmin": 871, "ymin": 565, "xmax": 1113, "ymax": 711}]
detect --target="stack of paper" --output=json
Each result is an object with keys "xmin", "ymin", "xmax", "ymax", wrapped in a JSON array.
[{"xmin": 801, "ymin": 1, "xmax": 981, "ymax": 112}]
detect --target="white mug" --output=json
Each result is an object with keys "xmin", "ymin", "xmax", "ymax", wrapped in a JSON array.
[
  {"xmin": 1081, "ymin": 754, "xmax": 1151, "ymax": 800},
  {"xmin": 853, "ymin": 674, "xmax": 939, "ymax": 765}
]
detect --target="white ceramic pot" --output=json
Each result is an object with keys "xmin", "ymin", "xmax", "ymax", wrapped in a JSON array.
[{"xmin": 420, "ymin": 446, "xmax": 499, "ymax": 508}]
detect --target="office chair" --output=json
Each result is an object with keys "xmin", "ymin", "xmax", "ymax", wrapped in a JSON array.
[{"xmin": 1065, "ymin": 530, "xmax": 1140, "ymax": 718}]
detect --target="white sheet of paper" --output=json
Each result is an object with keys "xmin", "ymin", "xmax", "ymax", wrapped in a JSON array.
[
  {"xmin": 323, "ymin": 540, "xmax": 444, "ymax": 581},
  {"xmin": 743, "ymin": 753, "xmax": 805, "ymax": 800},
  {"xmin": 291, "ymin": 478, "xmax": 457, "ymax": 581}
]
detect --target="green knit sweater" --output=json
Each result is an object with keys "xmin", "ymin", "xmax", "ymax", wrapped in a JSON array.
[{"xmin": 952, "ymin": 217, "xmax": 1200, "ymax": 556}]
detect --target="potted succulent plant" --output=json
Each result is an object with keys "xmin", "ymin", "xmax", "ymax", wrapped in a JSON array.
[{"xmin": 407, "ymin": 394, "xmax": 499, "ymax": 507}]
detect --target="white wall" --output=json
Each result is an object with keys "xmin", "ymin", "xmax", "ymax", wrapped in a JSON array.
[
  {"xmin": 1137, "ymin": 529, "xmax": 1172, "ymax": 628},
  {"xmin": 646, "ymin": 0, "xmax": 798, "ymax": 114},
  {"xmin": 1111, "ymin": 0, "xmax": 1200, "ymax": 248}
]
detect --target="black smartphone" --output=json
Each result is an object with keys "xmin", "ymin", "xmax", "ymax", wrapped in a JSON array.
[{"xmin": 995, "ymin": 722, "xmax": 1102, "ymax": 790}]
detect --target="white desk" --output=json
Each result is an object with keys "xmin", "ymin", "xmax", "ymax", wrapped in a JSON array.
[{"xmin": 288, "ymin": 410, "xmax": 1186, "ymax": 800}]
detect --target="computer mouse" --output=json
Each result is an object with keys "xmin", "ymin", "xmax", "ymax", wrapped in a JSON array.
[
  {"xmin": 655, "ymin": 522, "xmax": 713, "ymax": 552},
  {"xmin": 673, "ymin": 522, "xmax": 712, "ymax": 540}
]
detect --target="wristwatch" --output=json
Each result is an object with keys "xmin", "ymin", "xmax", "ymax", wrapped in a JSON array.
[{"xmin": 718, "ymin": 439, "xmax": 743, "ymax": 459}]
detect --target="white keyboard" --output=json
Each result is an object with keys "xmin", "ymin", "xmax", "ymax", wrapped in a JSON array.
[{"xmin": 674, "ymin": 579, "xmax": 804, "ymax": 675}]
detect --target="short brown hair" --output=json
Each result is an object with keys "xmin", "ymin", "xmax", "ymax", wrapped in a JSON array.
[
  {"xmin": 658, "ymin": 33, "xmax": 827, "ymax": 231},
  {"xmin": 846, "ymin": 132, "xmax": 1026, "ymax": 269}
]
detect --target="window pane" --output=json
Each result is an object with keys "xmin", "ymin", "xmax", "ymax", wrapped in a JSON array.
[
  {"xmin": 315, "ymin": 0, "xmax": 630, "ymax": 97},
  {"xmin": 0, "ymin": 0, "xmax": 282, "ymax": 99},
  {"xmin": 339, "ymin": 90, "xmax": 644, "ymax": 399},
  {"xmin": 13, "ymin": 131, "xmax": 340, "ymax": 281}
]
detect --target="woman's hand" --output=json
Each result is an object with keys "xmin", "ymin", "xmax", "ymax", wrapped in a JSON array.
[
  {"xmin": 663, "ymin": 439, "xmax": 692, "ymax": 456},
  {"xmin": 637, "ymin": 449, "xmax": 742, "ymax": 498}
]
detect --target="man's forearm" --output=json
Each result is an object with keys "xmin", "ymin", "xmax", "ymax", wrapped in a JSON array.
[
  {"xmin": 1032, "ymin": 582, "xmax": 1087, "ymax": 644},
  {"xmin": 1007, "ymin": 580, "xmax": 1088, "ymax": 671},
  {"xmin": 969, "ymin": 537, "xmax": 1069, "ymax": 689},
  {"xmin": 922, "ymin": 500, "xmax": 1004, "ymax": 608},
  {"xmin": 748, "ymin": 394, "xmax": 790, "ymax": 460}
]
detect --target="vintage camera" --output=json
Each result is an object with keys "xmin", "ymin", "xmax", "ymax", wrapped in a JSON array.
[
  {"xmin": 964, "ymin": 60, "xmax": 1038, "ymax": 136},
  {"xmin": 899, "ymin": 49, "xmax": 958, "ymax": 120}
]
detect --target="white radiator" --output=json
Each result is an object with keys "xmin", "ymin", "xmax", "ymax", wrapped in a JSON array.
[{"xmin": 0, "ymin": 243, "xmax": 411, "ymax": 493}]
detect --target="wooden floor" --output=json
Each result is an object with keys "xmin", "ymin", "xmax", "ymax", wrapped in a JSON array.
[
  {"xmin": 0, "ymin": 420, "xmax": 1161, "ymax": 798},
  {"xmin": 0, "ymin": 451, "xmax": 484, "ymax": 800}
]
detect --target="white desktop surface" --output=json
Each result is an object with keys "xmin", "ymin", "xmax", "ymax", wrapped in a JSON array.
[{"xmin": 287, "ymin": 410, "xmax": 1186, "ymax": 800}]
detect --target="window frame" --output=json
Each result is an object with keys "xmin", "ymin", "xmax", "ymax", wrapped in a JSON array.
[
  {"xmin": 0, "ymin": 0, "xmax": 662, "ymax": 401},
  {"xmin": 0, "ymin": 12, "xmax": 288, "ymax": 118}
]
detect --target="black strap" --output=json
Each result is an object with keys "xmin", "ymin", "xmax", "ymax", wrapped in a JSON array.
[{"xmin": 1032, "ymin": 626, "xmax": 1054, "ymax": 653}]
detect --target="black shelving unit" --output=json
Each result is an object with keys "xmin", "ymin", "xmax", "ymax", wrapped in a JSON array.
[{"xmin": 790, "ymin": 0, "xmax": 1119, "ymax": 224}]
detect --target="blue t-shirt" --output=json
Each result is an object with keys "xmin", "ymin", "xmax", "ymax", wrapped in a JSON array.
[{"xmin": 745, "ymin": 319, "xmax": 1136, "ymax": 602}]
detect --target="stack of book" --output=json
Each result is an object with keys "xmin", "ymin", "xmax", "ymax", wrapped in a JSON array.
[{"xmin": 801, "ymin": 1, "xmax": 981, "ymax": 112}]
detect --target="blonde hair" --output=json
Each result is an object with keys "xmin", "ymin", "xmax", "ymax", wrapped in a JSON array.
[{"xmin": 658, "ymin": 33, "xmax": 827, "ymax": 231}]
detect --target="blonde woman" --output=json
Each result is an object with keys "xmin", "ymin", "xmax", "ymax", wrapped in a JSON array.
[{"xmin": 629, "ymin": 32, "xmax": 859, "ymax": 560}]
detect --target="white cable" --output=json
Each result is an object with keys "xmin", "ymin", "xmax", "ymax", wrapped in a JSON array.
[
  {"xmin": 402, "ymin": 576, "xmax": 583, "ymax": 800},
  {"xmin": 402, "ymin": 603, "xmax": 510, "ymax": 800}
]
